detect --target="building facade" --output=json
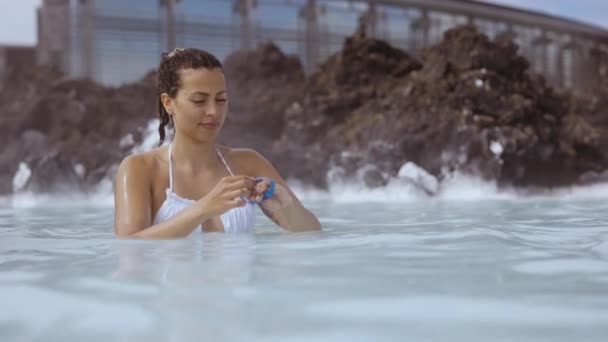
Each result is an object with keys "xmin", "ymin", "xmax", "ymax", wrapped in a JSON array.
[{"xmin": 37, "ymin": 0, "xmax": 608, "ymax": 88}]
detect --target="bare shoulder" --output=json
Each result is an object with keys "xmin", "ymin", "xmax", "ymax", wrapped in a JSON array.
[
  {"xmin": 218, "ymin": 146, "xmax": 274, "ymax": 175},
  {"xmin": 220, "ymin": 146, "xmax": 265, "ymax": 162},
  {"xmin": 116, "ymin": 146, "xmax": 167, "ymax": 180}
]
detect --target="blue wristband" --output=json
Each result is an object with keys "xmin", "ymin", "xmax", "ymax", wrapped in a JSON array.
[{"xmin": 254, "ymin": 177, "xmax": 275, "ymax": 201}]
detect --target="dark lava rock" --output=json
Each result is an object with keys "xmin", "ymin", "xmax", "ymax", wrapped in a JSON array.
[
  {"xmin": 273, "ymin": 25, "xmax": 606, "ymax": 188},
  {"xmin": 221, "ymin": 42, "xmax": 306, "ymax": 158}
]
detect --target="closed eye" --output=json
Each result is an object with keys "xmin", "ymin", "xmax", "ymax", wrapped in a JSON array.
[{"xmin": 192, "ymin": 99, "xmax": 226, "ymax": 104}]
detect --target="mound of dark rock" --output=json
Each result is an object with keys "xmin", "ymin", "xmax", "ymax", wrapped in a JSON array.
[
  {"xmin": 0, "ymin": 67, "xmax": 156, "ymax": 194},
  {"xmin": 221, "ymin": 42, "xmax": 305, "ymax": 157},
  {"xmin": 274, "ymin": 25, "xmax": 606, "ymax": 189},
  {"xmin": 570, "ymin": 48, "xmax": 608, "ymax": 183},
  {"xmin": 273, "ymin": 28, "xmax": 422, "ymax": 186}
]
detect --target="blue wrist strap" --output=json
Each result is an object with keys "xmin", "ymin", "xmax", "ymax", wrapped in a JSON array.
[{"xmin": 255, "ymin": 177, "xmax": 275, "ymax": 201}]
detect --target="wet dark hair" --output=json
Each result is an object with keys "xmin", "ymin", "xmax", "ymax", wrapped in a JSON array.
[{"xmin": 157, "ymin": 48, "xmax": 224, "ymax": 146}]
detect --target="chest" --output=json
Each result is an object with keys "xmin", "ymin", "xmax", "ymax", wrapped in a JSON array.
[{"xmin": 150, "ymin": 158, "xmax": 251, "ymax": 226}]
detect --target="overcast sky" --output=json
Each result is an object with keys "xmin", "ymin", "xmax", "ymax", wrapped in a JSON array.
[{"xmin": 0, "ymin": 0, "xmax": 605, "ymax": 45}]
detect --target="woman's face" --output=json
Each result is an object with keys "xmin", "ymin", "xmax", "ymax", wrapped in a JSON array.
[{"xmin": 163, "ymin": 67, "xmax": 228, "ymax": 143}]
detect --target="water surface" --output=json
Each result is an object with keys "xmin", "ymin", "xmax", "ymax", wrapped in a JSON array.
[{"xmin": 1, "ymin": 198, "xmax": 607, "ymax": 341}]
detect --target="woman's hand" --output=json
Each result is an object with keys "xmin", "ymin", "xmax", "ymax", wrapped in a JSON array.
[
  {"xmin": 196, "ymin": 175, "xmax": 254, "ymax": 218},
  {"xmin": 254, "ymin": 180, "xmax": 293, "ymax": 216},
  {"xmin": 247, "ymin": 177, "xmax": 272, "ymax": 202}
]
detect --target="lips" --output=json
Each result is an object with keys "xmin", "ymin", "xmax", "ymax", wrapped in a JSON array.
[{"xmin": 199, "ymin": 122, "xmax": 219, "ymax": 130}]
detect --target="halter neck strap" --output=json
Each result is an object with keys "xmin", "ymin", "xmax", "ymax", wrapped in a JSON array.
[
  {"xmin": 167, "ymin": 144, "xmax": 174, "ymax": 190},
  {"xmin": 167, "ymin": 144, "xmax": 234, "ymax": 192},
  {"xmin": 216, "ymin": 147, "xmax": 234, "ymax": 176}
]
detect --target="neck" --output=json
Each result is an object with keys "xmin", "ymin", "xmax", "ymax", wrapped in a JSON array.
[{"xmin": 170, "ymin": 133, "xmax": 220, "ymax": 173}]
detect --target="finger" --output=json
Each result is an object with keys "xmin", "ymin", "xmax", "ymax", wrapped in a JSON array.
[
  {"xmin": 227, "ymin": 197, "xmax": 246, "ymax": 208},
  {"xmin": 222, "ymin": 175, "xmax": 253, "ymax": 183},
  {"xmin": 225, "ymin": 175, "xmax": 253, "ymax": 184},
  {"xmin": 220, "ymin": 175, "xmax": 250, "ymax": 184},
  {"xmin": 224, "ymin": 178, "xmax": 254, "ymax": 191},
  {"xmin": 224, "ymin": 187, "xmax": 251, "ymax": 199},
  {"xmin": 249, "ymin": 192, "xmax": 259, "ymax": 201}
]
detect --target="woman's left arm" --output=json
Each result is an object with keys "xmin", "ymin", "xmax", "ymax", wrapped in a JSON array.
[{"xmin": 243, "ymin": 149, "xmax": 321, "ymax": 232}]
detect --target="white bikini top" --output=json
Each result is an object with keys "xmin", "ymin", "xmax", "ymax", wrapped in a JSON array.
[{"xmin": 152, "ymin": 144, "xmax": 256, "ymax": 234}]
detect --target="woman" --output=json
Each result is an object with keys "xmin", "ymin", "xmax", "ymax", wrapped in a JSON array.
[{"xmin": 114, "ymin": 48, "xmax": 321, "ymax": 238}]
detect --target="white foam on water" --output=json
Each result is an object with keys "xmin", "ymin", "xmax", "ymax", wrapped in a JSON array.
[
  {"xmin": 7, "ymin": 189, "xmax": 114, "ymax": 208},
  {"xmin": 8, "ymin": 166, "xmax": 608, "ymax": 208},
  {"xmin": 130, "ymin": 118, "xmax": 169, "ymax": 154},
  {"xmin": 291, "ymin": 170, "xmax": 608, "ymax": 203},
  {"xmin": 6, "ymin": 117, "xmax": 608, "ymax": 207},
  {"xmin": 12, "ymin": 162, "xmax": 31, "ymax": 192}
]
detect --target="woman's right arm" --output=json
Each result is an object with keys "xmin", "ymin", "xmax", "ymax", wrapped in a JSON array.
[{"xmin": 113, "ymin": 155, "xmax": 253, "ymax": 239}]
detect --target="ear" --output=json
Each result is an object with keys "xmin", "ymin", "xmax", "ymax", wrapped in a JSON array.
[{"xmin": 160, "ymin": 93, "xmax": 174, "ymax": 115}]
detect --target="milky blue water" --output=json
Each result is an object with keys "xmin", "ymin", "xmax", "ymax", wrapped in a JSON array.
[{"xmin": 1, "ymin": 196, "xmax": 607, "ymax": 341}]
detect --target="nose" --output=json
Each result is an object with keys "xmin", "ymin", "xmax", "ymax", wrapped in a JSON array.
[{"xmin": 204, "ymin": 101, "xmax": 219, "ymax": 118}]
